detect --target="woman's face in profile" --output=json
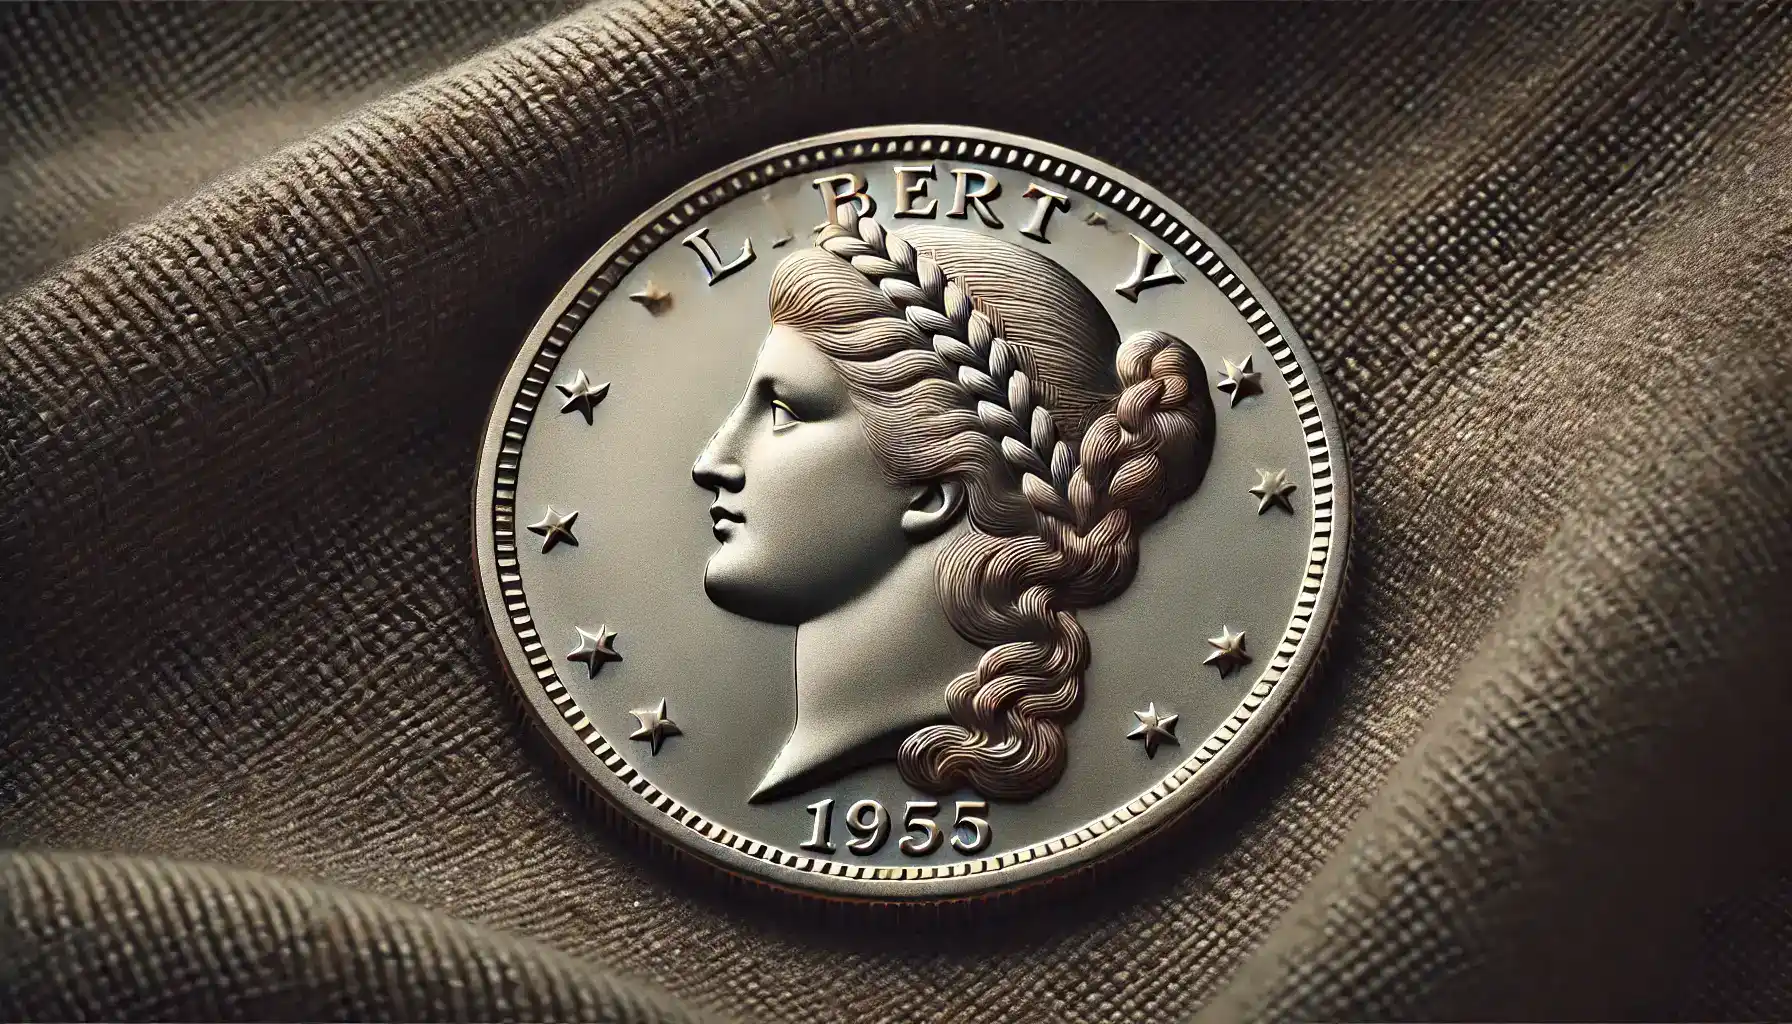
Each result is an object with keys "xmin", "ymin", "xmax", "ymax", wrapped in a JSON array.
[{"xmin": 691, "ymin": 324, "xmax": 918, "ymax": 625}]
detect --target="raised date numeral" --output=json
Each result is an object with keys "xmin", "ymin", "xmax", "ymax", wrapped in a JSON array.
[
  {"xmin": 899, "ymin": 801, "xmax": 943, "ymax": 856},
  {"xmin": 801, "ymin": 798, "xmax": 991, "ymax": 857}
]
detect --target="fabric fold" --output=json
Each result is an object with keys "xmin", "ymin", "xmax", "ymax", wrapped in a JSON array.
[{"xmin": 1, "ymin": 850, "xmax": 714, "ymax": 1023}]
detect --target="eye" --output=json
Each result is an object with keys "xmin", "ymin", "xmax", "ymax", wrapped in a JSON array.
[{"xmin": 770, "ymin": 399, "xmax": 801, "ymax": 432}]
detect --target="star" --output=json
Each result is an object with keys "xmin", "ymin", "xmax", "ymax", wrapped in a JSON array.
[
  {"xmin": 628, "ymin": 698, "xmax": 681, "ymax": 755},
  {"xmin": 566, "ymin": 625, "xmax": 621, "ymax": 679},
  {"xmin": 1083, "ymin": 210, "xmax": 1109, "ymax": 228},
  {"xmin": 527, "ymin": 506, "xmax": 579, "ymax": 552},
  {"xmin": 628, "ymin": 281, "xmax": 672, "ymax": 314},
  {"xmin": 556, "ymin": 370, "xmax": 610, "ymax": 425},
  {"xmin": 1250, "ymin": 468, "xmax": 1298, "ymax": 515},
  {"xmin": 1204, "ymin": 626, "xmax": 1251, "ymax": 677},
  {"xmin": 1216, "ymin": 354, "xmax": 1262, "ymax": 406},
  {"xmin": 770, "ymin": 234, "xmax": 793, "ymax": 249},
  {"xmin": 1127, "ymin": 702, "xmax": 1180, "ymax": 758}
]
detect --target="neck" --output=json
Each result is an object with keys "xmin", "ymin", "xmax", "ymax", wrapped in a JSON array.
[{"xmin": 751, "ymin": 534, "xmax": 981, "ymax": 803}]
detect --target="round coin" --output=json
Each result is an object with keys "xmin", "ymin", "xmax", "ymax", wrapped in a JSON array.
[{"xmin": 474, "ymin": 125, "xmax": 1350, "ymax": 902}]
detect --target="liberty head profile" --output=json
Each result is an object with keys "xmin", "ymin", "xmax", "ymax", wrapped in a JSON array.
[{"xmin": 692, "ymin": 208, "xmax": 1216, "ymax": 803}]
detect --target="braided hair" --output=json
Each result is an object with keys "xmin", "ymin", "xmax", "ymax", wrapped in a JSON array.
[{"xmin": 767, "ymin": 208, "xmax": 1215, "ymax": 799}]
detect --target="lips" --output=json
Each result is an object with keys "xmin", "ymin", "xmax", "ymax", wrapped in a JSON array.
[{"xmin": 709, "ymin": 504, "xmax": 745, "ymax": 540}]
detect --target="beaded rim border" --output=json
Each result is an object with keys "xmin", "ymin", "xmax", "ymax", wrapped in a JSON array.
[{"xmin": 473, "ymin": 125, "xmax": 1350, "ymax": 901}]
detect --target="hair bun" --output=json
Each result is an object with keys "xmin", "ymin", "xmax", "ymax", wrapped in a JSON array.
[
  {"xmin": 1094, "ymin": 330, "xmax": 1213, "ymax": 519},
  {"xmin": 1117, "ymin": 330, "xmax": 1198, "ymax": 404}
]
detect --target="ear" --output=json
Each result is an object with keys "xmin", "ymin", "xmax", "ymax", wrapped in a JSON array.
[{"xmin": 900, "ymin": 479, "xmax": 967, "ymax": 542}]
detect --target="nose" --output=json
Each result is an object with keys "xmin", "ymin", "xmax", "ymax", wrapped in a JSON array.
[
  {"xmin": 692, "ymin": 439, "xmax": 745, "ymax": 493},
  {"xmin": 694, "ymin": 390, "xmax": 754, "ymax": 493}
]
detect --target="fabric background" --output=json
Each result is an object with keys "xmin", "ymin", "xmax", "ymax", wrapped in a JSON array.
[{"xmin": 3, "ymin": 2, "xmax": 1790, "ymax": 1021}]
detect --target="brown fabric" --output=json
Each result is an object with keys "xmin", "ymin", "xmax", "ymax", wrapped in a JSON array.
[
  {"xmin": 0, "ymin": 1, "xmax": 585, "ymax": 297},
  {"xmin": 3, "ymin": 2, "xmax": 1790, "ymax": 1021}
]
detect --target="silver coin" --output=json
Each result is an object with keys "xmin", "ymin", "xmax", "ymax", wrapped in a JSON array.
[{"xmin": 474, "ymin": 125, "xmax": 1350, "ymax": 902}]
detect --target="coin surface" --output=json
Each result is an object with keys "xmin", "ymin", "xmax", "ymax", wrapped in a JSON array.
[{"xmin": 474, "ymin": 125, "xmax": 1350, "ymax": 901}]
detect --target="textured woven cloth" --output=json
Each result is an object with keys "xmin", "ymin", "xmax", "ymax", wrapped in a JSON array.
[{"xmin": 4, "ymin": 2, "xmax": 1791, "ymax": 1021}]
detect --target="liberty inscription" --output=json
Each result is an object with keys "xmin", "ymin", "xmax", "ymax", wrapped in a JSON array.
[{"xmin": 682, "ymin": 162, "xmax": 1190, "ymax": 307}]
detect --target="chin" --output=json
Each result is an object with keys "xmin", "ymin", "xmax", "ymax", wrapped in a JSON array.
[
  {"xmin": 702, "ymin": 552, "xmax": 757, "ymax": 614},
  {"xmin": 702, "ymin": 552, "xmax": 804, "ymax": 626}
]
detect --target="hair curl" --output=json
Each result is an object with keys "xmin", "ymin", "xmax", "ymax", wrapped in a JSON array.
[{"xmin": 767, "ymin": 209, "xmax": 1215, "ymax": 799}]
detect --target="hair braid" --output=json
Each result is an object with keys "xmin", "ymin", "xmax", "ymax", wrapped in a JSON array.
[
  {"xmin": 818, "ymin": 208, "xmax": 1082, "ymax": 527},
  {"xmin": 777, "ymin": 210, "xmax": 1216, "ymax": 799}
]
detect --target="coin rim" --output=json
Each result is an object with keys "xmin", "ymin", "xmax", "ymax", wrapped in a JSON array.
[{"xmin": 473, "ymin": 124, "xmax": 1352, "ymax": 902}]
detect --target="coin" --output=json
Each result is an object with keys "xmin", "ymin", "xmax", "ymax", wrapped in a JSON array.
[{"xmin": 474, "ymin": 126, "xmax": 1350, "ymax": 901}]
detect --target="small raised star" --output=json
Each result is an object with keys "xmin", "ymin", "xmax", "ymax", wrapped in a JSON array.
[
  {"xmin": 628, "ymin": 698, "xmax": 681, "ymax": 755},
  {"xmin": 1127, "ymin": 703, "xmax": 1180, "ymax": 758},
  {"xmin": 567, "ymin": 625, "xmax": 621, "ymax": 678},
  {"xmin": 1205, "ymin": 626, "xmax": 1250, "ymax": 677},
  {"xmin": 556, "ymin": 370, "xmax": 611, "ymax": 424},
  {"xmin": 1083, "ymin": 209, "xmax": 1109, "ymax": 228},
  {"xmin": 628, "ymin": 281, "xmax": 672, "ymax": 314},
  {"xmin": 1216, "ymin": 354, "xmax": 1262, "ymax": 406},
  {"xmin": 527, "ymin": 506, "xmax": 579, "ymax": 552},
  {"xmin": 1250, "ymin": 468, "xmax": 1298, "ymax": 515}
]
